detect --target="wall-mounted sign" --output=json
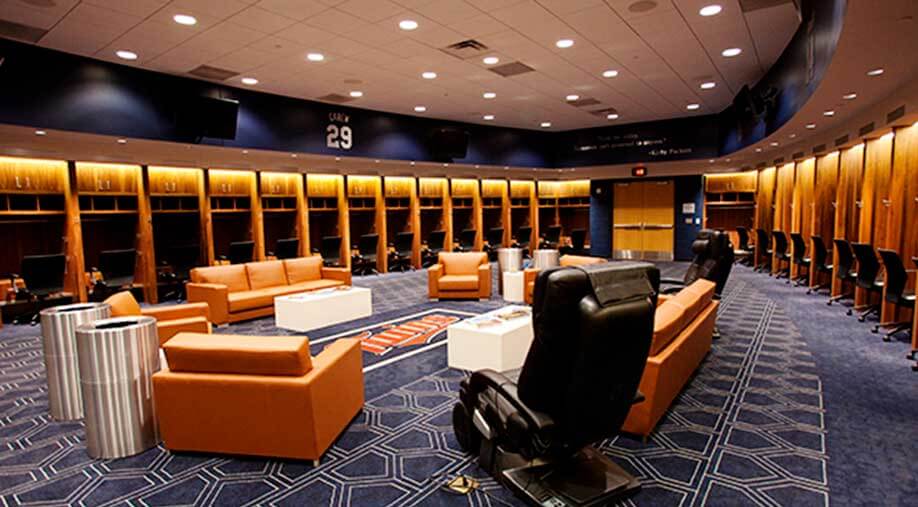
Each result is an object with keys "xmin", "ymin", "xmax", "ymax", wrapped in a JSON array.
[{"xmin": 682, "ymin": 202, "xmax": 696, "ymax": 214}]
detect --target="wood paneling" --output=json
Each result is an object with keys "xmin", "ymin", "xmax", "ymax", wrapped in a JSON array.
[
  {"xmin": 705, "ymin": 172, "xmax": 757, "ymax": 193},
  {"xmin": 137, "ymin": 167, "xmax": 157, "ymax": 303},
  {"xmin": 64, "ymin": 162, "xmax": 86, "ymax": 301},
  {"xmin": 451, "ymin": 179, "xmax": 481, "ymax": 250},
  {"xmin": 307, "ymin": 174, "xmax": 339, "ymax": 198},
  {"xmin": 810, "ymin": 152, "xmax": 839, "ymax": 288},
  {"xmin": 832, "ymin": 143, "xmax": 865, "ymax": 297},
  {"xmin": 559, "ymin": 180, "xmax": 590, "ymax": 198},
  {"xmin": 385, "ymin": 176, "xmax": 421, "ymax": 267},
  {"xmin": 856, "ymin": 137, "xmax": 894, "ymax": 310},
  {"xmin": 148, "ymin": 166, "xmax": 200, "ymax": 196},
  {"xmin": 75, "ymin": 163, "xmax": 139, "ymax": 195},
  {"xmin": 419, "ymin": 178, "xmax": 451, "ymax": 252},
  {"xmin": 260, "ymin": 172, "xmax": 299, "ymax": 197},
  {"xmin": 209, "ymin": 170, "xmax": 252, "ymax": 196},
  {"xmin": 510, "ymin": 180, "xmax": 537, "ymax": 250},
  {"xmin": 772, "ymin": 163, "xmax": 795, "ymax": 273},
  {"xmin": 613, "ymin": 180, "xmax": 674, "ymax": 259},
  {"xmin": 0, "ymin": 156, "xmax": 67, "ymax": 194},
  {"xmin": 754, "ymin": 166, "xmax": 776, "ymax": 269},
  {"xmin": 791, "ymin": 158, "xmax": 815, "ymax": 279},
  {"xmin": 537, "ymin": 181, "xmax": 560, "ymax": 198}
]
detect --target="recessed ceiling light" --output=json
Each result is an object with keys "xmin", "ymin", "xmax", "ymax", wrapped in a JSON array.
[
  {"xmin": 173, "ymin": 14, "xmax": 197, "ymax": 26},
  {"xmin": 409, "ymin": 161, "xmax": 415, "ymax": 165},
  {"xmin": 565, "ymin": 94, "xmax": 580, "ymax": 101},
  {"xmin": 375, "ymin": 159, "xmax": 380, "ymax": 163},
  {"xmin": 700, "ymin": 81, "xmax": 716, "ymax": 90},
  {"xmin": 306, "ymin": 53, "xmax": 324, "ymax": 62},
  {"xmin": 806, "ymin": 123, "xmax": 816, "ymax": 129},
  {"xmin": 421, "ymin": 71, "xmax": 437, "ymax": 79},
  {"xmin": 399, "ymin": 19, "xmax": 418, "ymax": 31},
  {"xmin": 291, "ymin": 154, "xmax": 297, "ymax": 158},
  {"xmin": 242, "ymin": 150, "xmax": 248, "ymax": 154},
  {"xmin": 686, "ymin": 103, "xmax": 700, "ymax": 110},
  {"xmin": 823, "ymin": 110, "xmax": 835, "ymax": 116},
  {"xmin": 555, "ymin": 39, "xmax": 574, "ymax": 49},
  {"xmin": 866, "ymin": 68, "xmax": 884, "ymax": 76},
  {"xmin": 117, "ymin": 138, "xmax": 127, "ymax": 144},
  {"xmin": 709, "ymin": 159, "xmax": 715, "ymax": 163},
  {"xmin": 770, "ymin": 141, "xmax": 779, "ymax": 146},
  {"xmin": 699, "ymin": 4, "xmax": 722, "ymax": 16},
  {"xmin": 483, "ymin": 56, "xmax": 499, "ymax": 65},
  {"xmin": 34, "ymin": 130, "xmax": 46, "ymax": 136},
  {"xmin": 755, "ymin": 148, "xmax": 762, "ymax": 152},
  {"xmin": 443, "ymin": 163, "xmax": 449, "ymax": 167},
  {"xmin": 115, "ymin": 50, "xmax": 138, "ymax": 60},
  {"xmin": 789, "ymin": 133, "xmax": 797, "ymax": 138},
  {"xmin": 241, "ymin": 77, "xmax": 258, "ymax": 85},
  {"xmin": 540, "ymin": 122, "xmax": 552, "ymax": 128},
  {"xmin": 482, "ymin": 92, "xmax": 496, "ymax": 99},
  {"xmin": 843, "ymin": 92, "xmax": 857, "ymax": 100},
  {"xmin": 602, "ymin": 69, "xmax": 619, "ymax": 78},
  {"xmin": 414, "ymin": 106, "xmax": 427, "ymax": 112},
  {"xmin": 721, "ymin": 47, "xmax": 742, "ymax": 57},
  {"xmin": 349, "ymin": 90, "xmax": 363, "ymax": 97},
  {"xmin": 483, "ymin": 114, "xmax": 495, "ymax": 120},
  {"xmin": 607, "ymin": 113, "xmax": 620, "ymax": 120}
]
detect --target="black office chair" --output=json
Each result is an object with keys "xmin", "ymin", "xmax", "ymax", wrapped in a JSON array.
[
  {"xmin": 422, "ymin": 230, "xmax": 446, "ymax": 267},
  {"xmin": 273, "ymin": 238, "xmax": 299, "ymax": 260},
  {"xmin": 512, "ymin": 226, "xmax": 532, "ymax": 256},
  {"xmin": 9, "ymin": 253, "xmax": 68, "ymax": 324},
  {"xmin": 874, "ymin": 249, "xmax": 915, "ymax": 341},
  {"xmin": 734, "ymin": 226, "xmax": 754, "ymax": 265},
  {"xmin": 388, "ymin": 231, "xmax": 414, "ymax": 272},
  {"xmin": 828, "ymin": 238, "xmax": 857, "ymax": 306},
  {"xmin": 352, "ymin": 233, "xmax": 379, "ymax": 276},
  {"xmin": 484, "ymin": 227, "xmax": 504, "ymax": 261},
  {"xmin": 661, "ymin": 229, "xmax": 734, "ymax": 298},
  {"xmin": 540, "ymin": 225, "xmax": 562, "ymax": 249},
  {"xmin": 771, "ymin": 231, "xmax": 790, "ymax": 279},
  {"xmin": 453, "ymin": 262, "xmax": 658, "ymax": 505},
  {"xmin": 849, "ymin": 243, "xmax": 884, "ymax": 321},
  {"xmin": 807, "ymin": 236, "xmax": 833, "ymax": 295},
  {"xmin": 457, "ymin": 229, "xmax": 477, "ymax": 252},
  {"xmin": 228, "ymin": 241, "xmax": 255, "ymax": 265},
  {"xmin": 319, "ymin": 236, "xmax": 343, "ymax": 267},
  {"xmin": 90, "ymin": 248, "xmax": 137, "ymax": 301},
  {"xmin": 789, "ymin": 233, "xmax": 811, "ymax": 287},
  {"xmin": 159, "ymin": 243, "xmax": 200, "ymax": 301},
  {"xmin": 560, "ymin": 228, "xmax": 587, "ymax": 256},
  {"xmin": 754, "ymin": 228, "xmax": 773, "ymax": 272}
]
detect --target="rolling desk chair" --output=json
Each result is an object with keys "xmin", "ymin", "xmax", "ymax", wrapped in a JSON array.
[
  {"xmin": 790, "ymin": 233, "xmax": 811, "ymax": 287},
  {"xmin": 456, "ymin": 229, "xmax": 477, "ymax": 252},
  {"xmin": 90, "ymin": 248, "xmax": 137, "ymax": 301},
  {"xmin": 388, "ymin": 231, "xmax": 414, "ymax": 272},
  {"xmin": 771, "ymin": 231, "xmax": 791, "ymax": 280},
  {"xmin": 512, "ymin": 226, "xmax": 532, "ymax": 256},
  {"xmin": 422, "ymin": 230, "xmax": 446, "ymax": 267},
  {"xmin": 754, "ymin": 228, "xmax": 773, "ymax": 272},
  {"xmin": 874, "ymin": 249, "xmax": 915, "ymax": 341},
  {"xmin": 228, "ymin": 241, "xmax": 255, "ymax": 265},
  {"xmin": 160, "ymin": 244, "xmax": 200, "ymax": 301},
  {"xmin": 560, "ymin": 228, "xmax": 587, "ymax": 256},
  {"xmin": 319, "ymin": 236, "xmax": 343, "ymax": 267},
  {"xmin": 734, "ymin": 226, "xmax": 754, "ymax": 265},
  {"xmin": 828, "ymin": 239, "xmax": 857, "ymax": 306},
  {"xmin": 273, "ymin": 238, "xmax": 299, "ymax": 260},
  {"xmin": 540, "ymin": 225, "xmax": 562, "ymax": 249},
  {"xmin": 807, "ymin": 236, "xmax": 833, "ymax": 295},
  {"xmin": 661, "ymin": 229, "xmax": 733, "ymax": 297},
  {"xmin": 484, "ymin": 227, "xmax": 504, "ymax": 261},
  {"xmin": 9, "ymin": 253, "xmax": 68, "ymax": 324},
  {"xmin": 849, "ymin": 243, "xmax": 884, "ymax": 321},
  {"xmin": 352, "ymin": 234, "xmax": 379, "ymax": 276}
]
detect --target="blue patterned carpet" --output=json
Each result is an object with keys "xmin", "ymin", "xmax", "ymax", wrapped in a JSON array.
[{"xmin": 0, "ymin": 263, "xmax": 914, "ymax": 506}]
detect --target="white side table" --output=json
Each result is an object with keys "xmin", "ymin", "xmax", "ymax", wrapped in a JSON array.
[
  {"xmin": 275, "ymin": 286, "xmax": 372, "ymax": 332},
  {"xmin": 447, "ymin": 306, "xmax": 533, "ymax": 372},
  {"xmin": 502, "ymin": 271, "xmax": 525, "ymax": 303}
]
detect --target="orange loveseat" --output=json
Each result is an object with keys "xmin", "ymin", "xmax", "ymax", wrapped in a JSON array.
[
  {"xmin": 523, "ymin": 255, "xmax": 606, "ymax": 304},
  {"xmin": 153, "ymin": 333, "xmax": 364, "ymax": 463},
  {"xmin": 428, "ymin": 252, "xmax": 491, "ymax": 300},
  {"xmin": 186, "ymin": 257, "xmax": 351, "ymax": 324},
  {"xmin": 623, "ymin": 279, "xmax": 718, "ymax": 437},
  {"xmin": 105, "ymin": 291, "xmax": 211, "ymax": 345}
]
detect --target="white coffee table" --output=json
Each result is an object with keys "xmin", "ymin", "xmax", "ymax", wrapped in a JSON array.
[
  {"xmin": 502, "ymin": 271, "xmax": 525, "ymax": 303},
  {"xmin": 275, "ymin": 286, "xmax": 372, "ymax": 332},
  {"xmin": 447, "ymin": 305, "xmax": 533, "ymax": 372}
]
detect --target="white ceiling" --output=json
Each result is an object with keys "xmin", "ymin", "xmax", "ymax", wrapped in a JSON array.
[{"xmin": 0, "ymin": 0, "xmax": 799, "ymax": 130}]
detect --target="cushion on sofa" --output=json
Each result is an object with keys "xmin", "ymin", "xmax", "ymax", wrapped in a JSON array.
[
  {"xmin": 651, "ymin": 301, "xmax": 686, "ymax": 356},
  {"xmin": 227, "ymin": 289, "xmax": 275, "ymax": 313},
  {"xmin": 671, "ymin": 279, "xmax": 715, "ymax": 322},
  {"xmin": 163, "ymin": 333, "xmax": 312, "ymax": 376},
  {"xmin": 284, "ymin": 257, "xmax": 323, "ymax": 284},
  {"xmin": 439, "ymin": 252, "xmax": 485, "ymax": 275},
  {"xmin": 193, "ymin": 265, "xmax": 249, "ymax": 293},
  {"xmin": 438, "ymin": 274, "xmax": 479, "ymax": 291},
  {"xmin": 559, "ymin": 255, "xmax": 604, "ymax": 267},
  {"xmin": 289, "ymin": 279, "xmax": 342, "ymax": 292},
  {"xmin": 246, "ymin": 260, "xmax": 288, "ymax": 290}
]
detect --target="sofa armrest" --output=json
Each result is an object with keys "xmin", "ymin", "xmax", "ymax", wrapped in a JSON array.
[
  {"xmin": 185, "ymin": 283, "xmax": 229, "ymax": 325},
  {"xmin": 305, "ymin": 338, "xmax": 364, "ymax": 454},
  {"xmin": 478, "ymin": 263, "xmax": 491, "ymax": 299},
  {"xmin": 143, "ymin": 302, "xmax": 211, "ymax": 322},
  {"xmin": 428, "ymin": 264, "xmax": 443, "ymax": 298},
  {"xmin": 523, "ymin": 268, "xmax": 539, "ymax": 286},
  {"xmin": 321, "ymin": 267, "xmax": 352, "ymax": 285}
]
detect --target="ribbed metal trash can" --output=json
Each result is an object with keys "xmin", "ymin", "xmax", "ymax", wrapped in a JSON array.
[
  {"xmin": 39, "ymin": 303, "xmax": 111, "ymax": 421},
  {"xmin": 497, "ymin": 248, "xmax": 524, "ymax": 291},
  {"xmin": 75, "ymin": 316, "xmax": 161, "ymax": 459},
  {"xmin": 532, "ymin": 249, "xmax": 560, "ymax": 270}
]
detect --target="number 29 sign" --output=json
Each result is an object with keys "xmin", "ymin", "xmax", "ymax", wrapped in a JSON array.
[{"xmin": 326, "ymin": 112, "xmax": 353, "ymax": 150}]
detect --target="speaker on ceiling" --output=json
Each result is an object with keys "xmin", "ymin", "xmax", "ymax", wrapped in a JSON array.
[{"xmin": 427, "ymin": 126, "xmax": 469, "ymax": 162}]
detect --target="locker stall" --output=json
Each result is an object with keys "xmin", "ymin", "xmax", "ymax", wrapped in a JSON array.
[
  {"xmin": 419, "ymin": 177, "xmax": 450, "ymax": 256},
  {"xmin": 148, "ymin": 166, "xmax": 205, "ymax": 299},
  {"xmin": 260, "ymin": 172, "xmax": 305, "ymax": 259},
  {"xmin": 703, "ymin": 172, "xmax": 757, "ymax": 249},
  {"xmin": 509, "ymin": 180, "xmax": 537, "ymax": 252},
  {"xmin": 307, "ymin": 174, "xmax": 348, "ymax": 267},
  {"xmin": 856, "ymin": 135, "xmax": 894, "ymax": 312},
  {"xmin": 832, "ymin": 143, "xmax": 866, "ymax": 298},
  {"xmin": 347, "ymin": 175, "xmax": 385, "ymax": 272},
  {"xmin": 384, "ymin": 176, "xmax": 421, "ymax": 268},
  {"xmin": 753, "ymin": 166, "xmax": 777, "ymax": 270},
  {"xmin": 790, "ymin": 158, "xmax": 815, "ymax": 280},
  {"xmin": 207, "ymin": 169, "xmax": 258, "ymax": 263},
  {"xmin": 537, "ymin": 181, "xmax": 560, "ymax": 246},
  {"xmin": 480, "ymin": 179, "xmax": 510, "ymax": 249},
  {"xmin": 771, "ymin": 162, "xmax": 796, "ymax": 273},
  {"xmin": 450, "ymin": 178, "xmax": 481, "ymax": 251},
  {"xmin": 809, "ymin": 153, "xmax": 840, "ymax": 289}
]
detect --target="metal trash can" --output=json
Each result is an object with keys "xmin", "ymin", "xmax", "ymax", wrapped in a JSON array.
[
  {"xmin": 533, "ymin": 249, "xmax": 560, "ymax": 270},
  {"xmin": 39, "ymin": 303, "xmax": 111, "ymax": 420},
  {"xmin": 75, "ymin": 316, "xmax": 160, "ymax": 459},
  {"xmin": 497, "ymin": 248, "xmax": 524, "ymax": 291}
]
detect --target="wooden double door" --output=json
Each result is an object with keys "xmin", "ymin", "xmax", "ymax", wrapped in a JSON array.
[{"xmin": 612, "ymin": 180, "xmax": 675, "ymax": 260}]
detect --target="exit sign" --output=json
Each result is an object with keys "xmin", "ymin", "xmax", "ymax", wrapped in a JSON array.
[{"xmin": 632, "ymin": 166, "xmax": 647, "ymax": 177}]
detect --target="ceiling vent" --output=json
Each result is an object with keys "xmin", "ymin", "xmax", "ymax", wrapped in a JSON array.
[
  {"xmin": 188, "ymin": 65, "xmax": 239, "ymax": 81},
  {"xmin": 739, "ymin": 0, "xmax": 796, "ymax": 12},
  {"xmin": 568, "ymin": 97, "xmax": 601, "ymax": 108},
  {"xmin": 441, "ymin": 39, "xmax": 489, "ymax": 60},
  {"xmin": 316, "ymin": 93, "xmax": 356, "ymax": 104},
  {"xmin": 489, "ymin": 61, "xmax": 535, "ymax": 77},
  {"xmin": 591, "ymin": 107, "xmax": 620, "ymax": 116},
  {"xmin": 0, "ymin": 19, "xmax": 47, "ymax": 42}
]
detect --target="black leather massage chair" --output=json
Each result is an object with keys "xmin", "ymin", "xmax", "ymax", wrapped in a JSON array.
[
  {"xmin": 453, "ymin": 262, "xmax": 659, "ymax": 506},
  {"xmin": 662, "ymin": 228, "xmax": 734, "ymax": 297}
]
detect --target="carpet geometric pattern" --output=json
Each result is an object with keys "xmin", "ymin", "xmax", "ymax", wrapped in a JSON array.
[{"xmin": 0, "ymin": 264, "xmax": 834, "ymax": 506}]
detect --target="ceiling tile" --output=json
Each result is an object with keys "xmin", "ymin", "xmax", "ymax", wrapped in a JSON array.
[
  {"xmin": 256, "ymin": 0, "xmax": 330, "ymax": 20},
  {"xmin": 229, "ymin": 6, "xmax": 298, "ymax": 33},
  {"xmin": 337, "ymin": 0, "xmax": 404, "ymax": 23}
]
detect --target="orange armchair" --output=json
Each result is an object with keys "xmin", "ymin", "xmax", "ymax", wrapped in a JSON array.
[
  {"xmin": 428, "ymin": 252, "xmax": 491, "ymax": 300},
  {"xmin": 523, "ymin": 255, "xmax": 606, "ymax": 304},
  {"xmin": 105, "ymin": 291, "xmax": 211, "ymax": 346},
  {"xmin": 153, "ymin": 333, "xmax": 364, "ymax": 464}
]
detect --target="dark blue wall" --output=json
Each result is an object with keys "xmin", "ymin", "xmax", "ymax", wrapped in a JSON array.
[
  {"xmin": 588, "ymin": 180, "xmax": 613, "ymax": 257},
  {"xmin": 673, "ymin": 176, "xmax": 704, "ymax": 260}
]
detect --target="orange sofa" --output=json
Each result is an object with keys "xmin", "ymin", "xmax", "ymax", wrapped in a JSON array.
[
  {"xmin": 623, "ymin": 279, "xmax": 718, "ymax": 437},
  {"xmin": 186, "ymin": 257, "xmax": 351, "ymax": 324},
  {"xmin": 105, "ymin": 291, "xmax": 211, "ymax": 345},
  {"xmin": 523, "ymin": 255, "xmax": 606, "ymax": 304},
  {"xmin": 153, "ymin": 333, "xmax": 364, "ymax": 463},
  {"xmin": 428, "ymin": 252, "xmax": 491, "ymax": 300}
]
